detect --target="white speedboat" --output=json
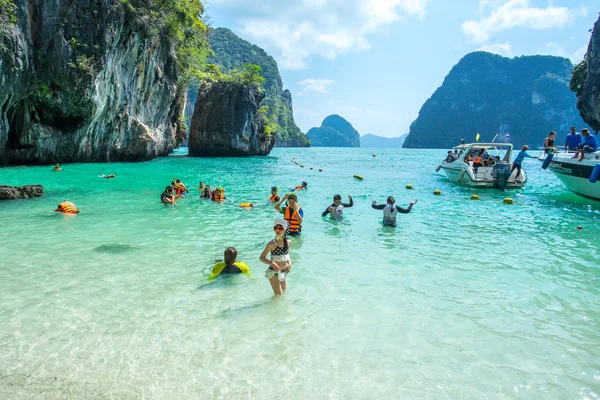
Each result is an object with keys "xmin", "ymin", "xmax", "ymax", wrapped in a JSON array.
[
  {"xmin": 437, "ymin": 143, "xmax": 526, "ymax": 189},
  {"xmin": 540, "ymin": 151, "xmax": 600, "ymax": 200}
]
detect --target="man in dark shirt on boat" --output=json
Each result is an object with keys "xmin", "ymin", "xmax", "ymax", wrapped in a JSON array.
[{"xmin": 565, "ymin": 126, "xmax": 582, "ymax": 151}]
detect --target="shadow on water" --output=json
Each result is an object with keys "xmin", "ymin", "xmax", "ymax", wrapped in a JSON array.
[{"xmin": 94, "ymin": 243, "xmax": 142, "ymax": 254}]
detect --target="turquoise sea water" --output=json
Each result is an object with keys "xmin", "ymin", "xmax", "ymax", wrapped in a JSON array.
[{"xmin": 1, "ymin": 147, "xmax": 599, "ymax": 399}]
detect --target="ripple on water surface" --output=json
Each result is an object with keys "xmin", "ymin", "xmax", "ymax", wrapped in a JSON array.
[{"xmin": 0, "ymin": 148, "xmax": 599, "ymax": 398}]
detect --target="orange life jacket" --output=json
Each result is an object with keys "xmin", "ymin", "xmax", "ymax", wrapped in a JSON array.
[
  {"xmin": 56, "ymin": 201, "xmax": 79, "ymax": 214},
  {"xmin": 269, "ymin": 194, "xmax": 279, "ymax": 202},
  {"xmin": 294, "ymin": 185, "xmax": 303, "ymax": 191},
  {"xmin": 474, "ymin": 156, "xmax": 483, "ymax": 164},
  {"xmin": 213, "ymin": 192, "xmax": 225, "ymax": 200},
  {"xmin": 284, "ymin": 207, "xmax": 301, "ymax": 233}
]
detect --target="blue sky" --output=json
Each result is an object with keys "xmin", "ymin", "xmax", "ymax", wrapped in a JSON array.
[{"xmin": 206, "ymin": 0, "xmax": 596, "ymax": 138}]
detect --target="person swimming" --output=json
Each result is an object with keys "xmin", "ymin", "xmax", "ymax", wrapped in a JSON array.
[
  {"xmin": 54, "ymin": 201, "xmax": 79, "ymax": 214},
  {"xmin": 198, "ymin": 182, "xmax": 205, "ymax": 191},
  {"xmin": 212, "ymin": 187, "xmax": 226, "ymax": 201},
  {"xmin": 372, "ymin": 196, "xmax": 417, "ymax": 227},
  {"xmin": 200, "ymin": 185, "xmax": 212, "ymax": 199},
  {"xmin": 161, "ymin": 186, "xmax": 176, "ymax": 204},
  {"xmin": 293, "ymin": 181, "xmax": 307, "ymax": 191},
  {"xmin": 208, "ymin": 247, "xmax": 251, "ymax": 280},
  {"xmin": 100, "ymin": 173, "xmax": 116, "ymax": 179},
  {"xmin": 53, "ymin": 164, "xmax": 62, "ymax": 171},
  {"xmin": 173, "ymin": 179, "xmax": 188, "ymax": 199},
  {"xmin": 321, "ymin": 194, "xmax": 353, "ymax": 220},
  {"xmin": 269, "ymin": 186, "xmax": 280, "ymax": 202}
]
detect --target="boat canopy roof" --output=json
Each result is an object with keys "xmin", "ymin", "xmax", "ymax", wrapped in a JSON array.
[{"xmin": 452, "ymin": 143, "xmax": 513, "ymax": 150}]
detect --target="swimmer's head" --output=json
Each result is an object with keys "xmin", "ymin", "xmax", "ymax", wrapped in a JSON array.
[
  {"xmin": 522, "ymin": 145, "xmax": 529, "ymax": 151},
  {"xmin": 333, "ymin": 194, "xmax": 342, "ymax": 203},
  {"xmin": 224, "ymin": 247, "xmax": 237, "ymax": 264},
  {"xmin": 176, "ymin": 179, "xmax": 181, "ymax": 183},
  {"xmin": 287, "ymin": 194, "xmax": 298, "ymax": 205},
  {"xmin": 386, "ymin": 196, "xmax": 395, "ymax": 205},
  {"xmin": 271, "ymin": 186, "xmax": 278, "ymax": 194},
  {"xmin": 301, "ymin": 181, "xmax": 307, "ymax": 188}
]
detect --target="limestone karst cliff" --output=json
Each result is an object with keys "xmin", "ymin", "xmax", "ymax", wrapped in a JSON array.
[
  {"xmin": 403, "ymin": 52, "xmax": 589, "ymax": 148},
  {"xmin": 0, "ymin": 0, "xmax": 203, "ymax": 164},
  {"xmin": 188, "ymin": 80, "xmax": 275, "ymax": 156},
  {"xmin": 573, "ymin": 16, "xmax": 600, "ymax": 131}
]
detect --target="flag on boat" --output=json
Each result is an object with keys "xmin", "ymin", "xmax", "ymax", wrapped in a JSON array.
[
  {"xmin": 475, "ymin": 133, "xmax": 480, "ymax": 142},
  {"xmin": 505, "ymin": 133, "xmax": 510, "ymax": 142}
]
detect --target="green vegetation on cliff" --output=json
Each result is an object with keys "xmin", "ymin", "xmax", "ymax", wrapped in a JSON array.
[
  {"xmin": 306, "ymin": 115, "xmax": 360, "ymax": 147},
  {"xmin": 0, "ymin": 0, "xmax": 16, "ymax": 27},
  {"xmin": 205, "ymin": 27, "xmax": 310, "ymax": 147},
  {"xmin": 403, "ymin": 52, "xmax": 588, "ymax": 149}
]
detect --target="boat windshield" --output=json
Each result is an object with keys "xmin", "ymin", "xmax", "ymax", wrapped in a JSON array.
[{"xmin": 454, "ymin": 144, "xmax": 512, "ymax": 162}]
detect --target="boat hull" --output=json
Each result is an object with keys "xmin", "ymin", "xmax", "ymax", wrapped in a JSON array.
[
  {"xmin": 545, "ymin": 156, "xmax": 600, "ymax": 200},
  {"xmin": 440, "ymin": 165, "xmax": 525, "ymax": 188}
]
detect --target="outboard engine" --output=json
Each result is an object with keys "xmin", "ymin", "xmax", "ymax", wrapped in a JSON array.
[{"xmin": 493, "ymin": 162, "xmax": 511, "ymax": 190}]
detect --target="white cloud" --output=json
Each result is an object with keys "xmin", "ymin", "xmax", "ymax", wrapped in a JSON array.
[
  {"xmin": 297, "ymin": 79, "xmax": 335, "ymax": 94},
  {"xmin": 207, "ymin": 0, "xmax": 428, "ymax": 70},
  {"xmin": 462, "ymin": 0, "xmax": 583, "ymax": 44},
  {"xmin": 544, "ymin": 42, "xmax": 588, "ymax": 63},
  {"xmin": 477, "ymin": 42, "xmax": 513, "ymax": 56}
]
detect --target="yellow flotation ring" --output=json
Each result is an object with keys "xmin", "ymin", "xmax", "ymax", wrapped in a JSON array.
[
  {"xmin": 208, "ymin": 261, "xmax": 252, "ymax": 280},
  {"xmin": 239, "ymin": 202, "xmax": 254, "ymax": 208},
  {"xmin": 503, "ymin": 198, "xmax": 513, "ymax": 204},
  {"xmin": 318, "ymin": 169, "xmax": 323, "ymax": 172},
  {"xmin": 406, "ymin": 184, "xmax": 413, "ymax": 189},
  {"xmin": 471, "ymin": 194, "xmax": 480, "ymax": 200},
  {"xmin": 434, "ymin": 190, "xmax": 441, "ymax": 195},
  {"xmin": 353, "ymin": 174, "xmax": 363, "ymax": 180},
  {"xmin": 300, "ymin": 164, "xmax": 305, "ymax": 168}
]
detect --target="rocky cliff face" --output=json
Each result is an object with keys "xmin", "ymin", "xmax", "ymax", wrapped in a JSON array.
[
  {"xmin": 202, "ymin": 28, "xmax": 310, "ymax": 147},
  {"xmin": 0, "ymin": 0, "xmax": 185, "ymax": 165},
  {"xmin": 403, "ymin": 52, "xmax": 589, "ymax": 149},
  {"xmin": 306, "ymin": 115, "xmax": 360, "ymax": 147},
  {"xmin": 188, "ymin": 80, "xmax": 275, "ymax": 156},
  {"xmin": 576, "ymin": 16, "xmax": 600, "ymax": 131}
]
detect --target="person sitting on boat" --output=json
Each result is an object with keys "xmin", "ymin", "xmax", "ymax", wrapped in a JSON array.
[
  {"xmin": 372, "ymin": 197, "xmax": 417, "ymax": 227},
  {"xmin": 444, "ymin": 151, "xmax": 454, "ymax": 163},
  {"xmin": 511, "ymin": 145, "xmax": 534, "ymax": 181},
  {"xmin": 564, "ymin": 126, "xmax": 581, "ymax": 151},
  {"xmin": 571, "ymin": 128, "xmax": 598, "ymax": 161},
  {"xmin": 544, "ymin": 131, "xmax": 557, "ymax": 154},
  {"xmin": 322, "ymin": 194, "xmax": 353, "ymax": 220},
  {"xmin": 452, "ymin": 149, "xmax": 459, "ymax": 159},
  {"xmin": 472, "ymin": 149, "xmax": 485, "ymax": 173}
]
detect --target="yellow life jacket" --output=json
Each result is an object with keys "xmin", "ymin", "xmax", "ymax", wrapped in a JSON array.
[
  {"xmin": 284, "ymin": 207, "xmax": 301, "ymax": 233},
  {"xmin": 208, "ymin": 261, "xmax": 251, "ymax": 280},
  {"xmin": 56, "ymin": 201, "xmax": 79, "ymax": 214}
]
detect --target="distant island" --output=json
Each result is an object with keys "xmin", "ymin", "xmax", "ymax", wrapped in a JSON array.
[
  {"xmin": 306, "ymin": 115, "xmax": 360, "ymax": 147},
  {"xmin": 360, "ymin": 133, "xmax": 407, "ymax": 148},
  {"xmin": 403, "ymin": 52, "xmax": 590, "ymax": 149}
]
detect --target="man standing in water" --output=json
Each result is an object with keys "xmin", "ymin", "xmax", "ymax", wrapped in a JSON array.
[
  {"xmin": 322, "ymin": 194, "xmax": 353, "ymax": 219},
  {"xmin": 274, "ymin": 193, "xmax": 304, "ymax": 236},
  {"xmin": 372, "ymin": 196, "xmax": 417, "ymax": 227}
]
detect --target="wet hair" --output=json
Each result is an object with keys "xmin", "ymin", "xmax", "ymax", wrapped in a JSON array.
[
  {"xmin": 582, "ymin": 128, "xmax": 590, "ymax": 135},
  {"xmin": 271, "ymin": 186, "xmax": 278, "ymax": 193},
  {"xmin": 224, "ymin": 247, "xmax": 237, "ymax": 265},
  {"xmin": 387, "ymin": 196, "xmax": 395, "ymax": 205},
  {"xmin": 522, "ymin": 145, "xmax": 529, "ymax": 150},
  {"xmin": 176, "ymin": 179, "xmax": 181, "ymax": 183},
  {"xmin": 549, "ymin": 131, "xmax": 556, "ymax": 136},
  {"xmin": 333, "ymin": 194, "xmax": 342, "ymax": 201},
  {"xmin": 165, "ymin": 186, "xmax": 173, "ymax": 193},
  {"xmin": 571, "ymin": 126, "xmax": 576, "ymax": 130},
  {"xmin": 288, "ymin": 194, "xmax": 297, "ymax": 201},
  {"xmin": 301, "ymin": 181, "xmax": 307, "ymax": 187}
]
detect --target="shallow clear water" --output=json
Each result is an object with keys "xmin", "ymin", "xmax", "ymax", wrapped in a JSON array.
[{"xmin": 1, "ymin": 147, "xmax": 599, "ymax": 399}]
